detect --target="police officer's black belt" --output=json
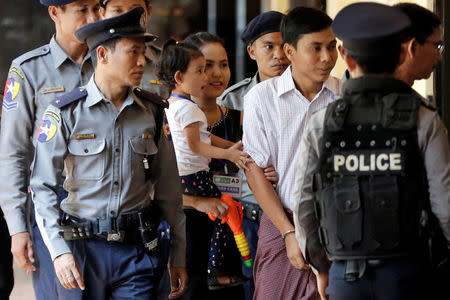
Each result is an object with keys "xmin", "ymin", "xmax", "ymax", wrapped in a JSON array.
[
  {"xmin": 241, "ymin": 201, "xmax": 263, "ymax": 223},
  {"xmin": 59, "ymin": 207, "xmax": 155, "ymax": 242}
]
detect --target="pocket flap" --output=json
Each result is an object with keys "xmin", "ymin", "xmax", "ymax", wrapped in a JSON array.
[
  {"xmin": 129, "ymin": 137, "xmax": 157, "ymax": 155},
  {"xmin": 334, "ymin": 177, "xmax": 361, "ymax": 213},
  {"xmin": 68, "ymin": 139, "xmax": 106, "ymax": 156}
]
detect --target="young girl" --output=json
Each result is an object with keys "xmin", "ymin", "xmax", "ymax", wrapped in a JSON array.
[{"xmin": 158, "ymin": 40, "xmax": 248, "ymax": 294}]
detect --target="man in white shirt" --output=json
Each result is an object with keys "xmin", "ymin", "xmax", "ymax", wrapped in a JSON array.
[{"xmin": 243, "ymin": 6, "xmax": 341, "ymax": 300}]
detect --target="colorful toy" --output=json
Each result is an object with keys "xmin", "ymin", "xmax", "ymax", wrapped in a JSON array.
[{"xmin": 208, "ymin": 194, "xmax": 253, "ymax": 267}]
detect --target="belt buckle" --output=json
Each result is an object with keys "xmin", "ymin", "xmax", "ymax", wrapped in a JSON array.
[{"xmin": 107, "ymin": 230, "xmax": 125, "ymax": 242}]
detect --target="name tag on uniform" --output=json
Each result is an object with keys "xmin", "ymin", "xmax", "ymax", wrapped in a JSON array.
[
  {"xmin": 42, "ymin": 86, "xmax": 65, "ymax": 94},
  {"xmin": 75, "ymin": 133, "xmax": 95, "ymax": 140},
  {"xmin": 332, "ymin": 150, "xmax": 404, "ymax": 175},
  {"xmin": 213, "ymin": 174, "xmax": 242, "ymax": 199}
]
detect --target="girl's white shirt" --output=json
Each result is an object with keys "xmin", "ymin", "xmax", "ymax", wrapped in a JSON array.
[{"xmin": 165, "ymin": 97, "xmax": 211, "ymax": 176}]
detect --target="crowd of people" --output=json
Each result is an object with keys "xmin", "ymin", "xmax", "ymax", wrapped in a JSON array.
[{"xmin": 0, "ymin": 1, "xmax": 448, "ymax": 300}]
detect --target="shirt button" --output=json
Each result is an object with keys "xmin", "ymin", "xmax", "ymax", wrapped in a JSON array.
[
  {"xmin": 84, "ymin": 149, "xmax": 89, "ymax": 153},
  {"xmin": 110, "ymin": 211, "xmax": 115, "ymax": 216},
  {"xmin": 114, "ymin": 181, "xmax": 119, "ymax": 185},
  {"xmin": 115, "ymin": 148, "xmax": 120, "ymax": 153}
]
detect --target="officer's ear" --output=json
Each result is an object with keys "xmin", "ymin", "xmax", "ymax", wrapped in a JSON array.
[
  {"xmin": 405, "ymin": 38, "xmax": 417, "ymax": 58},
  {"xmin": 247, "ymin": 44, "xmax": 257, "ymax": 61},
  {"xmin": 338, "ymin": 45, "xmax": 357, "ymax": 72},
  {"xmin": 48, "ymin": 6, "xmax": 60, "ymax": 23},
  {"xmin": 97, "ymin": 46, "xmax": 109, "ymax": 65}
]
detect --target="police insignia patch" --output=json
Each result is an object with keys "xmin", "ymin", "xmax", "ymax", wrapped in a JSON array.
[
  {"xmin": 163, "ymin": 117, "xmax": 171, "ymax": 140},
  {"xmin": 3, "ymin": 78, "xmax": 20, "ymax": 111},
  {"xmin": 37, "ymin": 120, "xmax": 57, "ymax": 142}
]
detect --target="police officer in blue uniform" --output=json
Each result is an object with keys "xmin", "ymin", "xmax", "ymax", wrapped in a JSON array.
[
  {"xmin": 0, "ymin": 1, "xmax": 99, "ymax": 299},
  {"xmin": 293, "ymin": 2, "xmax": 450, "ymax": 300},
  {"xmin": 30, "ymin": 7, "xmax": 187, "ymax": 299}
]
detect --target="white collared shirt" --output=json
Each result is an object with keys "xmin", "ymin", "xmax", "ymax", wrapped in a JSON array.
[{"xmin": 243, "ymin": 66, "xmax": 342, "ymax": 210}]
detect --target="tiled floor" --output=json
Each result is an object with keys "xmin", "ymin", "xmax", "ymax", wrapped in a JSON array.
[{"xmin": 10, "ymin": 262, "xmax": 35, "ymax": 300}]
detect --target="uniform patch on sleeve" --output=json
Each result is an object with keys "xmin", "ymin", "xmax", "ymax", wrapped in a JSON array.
[
  {"xmin": 37, "ymin": 120, "xmax": 57, "ymax": 142},
  {"xmin": 163, "ymin": 117, "xmax": 171, "ymax": 140},
  {"xmin": 2, "ymin": 78, "xmax": 21, "ymax": 111}
]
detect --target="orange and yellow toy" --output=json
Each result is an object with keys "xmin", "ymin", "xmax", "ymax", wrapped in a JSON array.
[{"xmin": 208, "ymin": 194, "xmax": 253, "ymax": 267}]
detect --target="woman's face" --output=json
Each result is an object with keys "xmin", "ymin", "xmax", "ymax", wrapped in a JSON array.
[{"xmin": 199, "ymin": 42, "xmax": 231, "ymax": 99}]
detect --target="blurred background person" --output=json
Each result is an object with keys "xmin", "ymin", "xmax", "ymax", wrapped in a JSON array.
[{"xmin": 99, "ymin": 0, "xmax": 170, "ymax": 98}]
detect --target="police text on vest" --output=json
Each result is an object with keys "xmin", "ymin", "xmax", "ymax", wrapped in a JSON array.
[{"xmin": 333, "ymin": 152, "xmax": 403, "ymax": 173}]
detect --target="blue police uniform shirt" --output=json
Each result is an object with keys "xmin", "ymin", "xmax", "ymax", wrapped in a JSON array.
[{"xmin": 30, "ymin": 76, "xmax": 186, "ymax": 267}]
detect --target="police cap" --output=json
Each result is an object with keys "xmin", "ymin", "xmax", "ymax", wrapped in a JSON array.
[
  {"xmin": 40, "ymin": 0, "xmax": 78, "ymax": 5},
  {"xmin": 75, "ymin": 7, "xmax": 156, "ymax": 50},
  {"xmin": 241, "ymin": 11, "xmax": 285, "ymax": 45},
  {"xmin": 332, "ymin": 2, "xmax": 411, "ymax": 56}
]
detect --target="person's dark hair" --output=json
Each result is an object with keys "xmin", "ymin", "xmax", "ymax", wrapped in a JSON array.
[
  {"xmin": 91, "ymin": 37, "xmax": 121, "ymax": 67},
  {"xmin": 100, "ymin": 0, "xmax": 150, "ymax": 8},
  {"xmin": 184, "ymin": 32, "xmax": 225, "ymax": 49},
  {"xmin": 280, "ymin": 6, "xmax": 332, "ymax": 47},
  {"xmin": 158, "ymin": 39, "xmax": 203, "ymax": 91},
  {"xmin": 348, "ymin": 42, "xmax": 402, "ymax": 74},
  {"xmin": 394, "ymin": 3, "xmax": 441, "ymax": 44}
]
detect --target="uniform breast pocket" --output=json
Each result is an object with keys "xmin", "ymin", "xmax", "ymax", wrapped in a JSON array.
[
  {"xmin": 129, "ymin": 137, "xmax": 158, "ymax": 182},
  {"xmin": 67, "ymin": 139, "xmax": 106, "ymax": 180}
]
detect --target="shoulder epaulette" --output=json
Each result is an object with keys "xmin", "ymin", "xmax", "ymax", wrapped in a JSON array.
[
  {"xmin": 133, "ymin": 87, "xmax": 169, "ymax": 109},
  {"xmin": 13, "ymin": 45, "xmax": 50, "ymax": 65},
  {"xmin": 51, "ymin": 87, "xmax": 87, "ymax": 108},
  {"xmin": 220, "ymin": 77, "xmax": 252, "ymax": 97}
]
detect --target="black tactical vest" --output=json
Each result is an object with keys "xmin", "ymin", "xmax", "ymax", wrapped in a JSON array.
[{"xmin": 314, "ymin": 92, "xmax": 429, "ymax": 261}]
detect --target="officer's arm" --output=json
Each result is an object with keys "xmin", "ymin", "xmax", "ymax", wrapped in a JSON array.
[
  {"xmin": 30, "ymin": 105, "xmax": 71, "ymax": 261},
  {"xmin": 153, "ymin": 127, "xmax": 186, "ymax": 268},
  {"xmin": 293, "ymin": 110, "xmax": 331, "ymax": 274},
  {"xmin": 0, "ymin": 63, "xmax": 36, "ymax": 235},
  {"xmin": 418, "ymin": 107, "xmax": 450, "ymax": 242}
]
